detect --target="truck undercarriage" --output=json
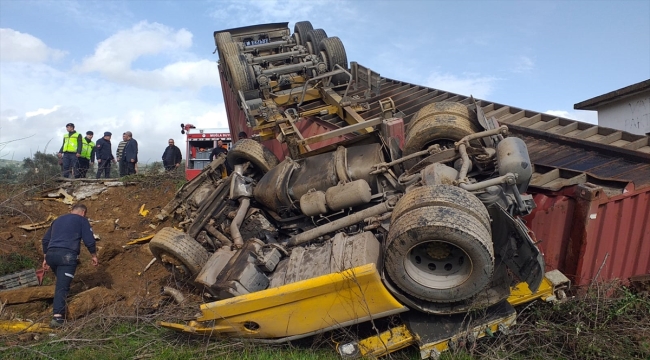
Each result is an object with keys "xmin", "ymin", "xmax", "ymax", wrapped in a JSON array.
[{"xmin": 153, "ymin": 21, "xmax": 569, "ymax": 358}]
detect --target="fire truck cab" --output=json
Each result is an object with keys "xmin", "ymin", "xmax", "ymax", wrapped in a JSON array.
[{"xmin": 181, "ymin": 124, "xmax": 232, "ymax": 180}]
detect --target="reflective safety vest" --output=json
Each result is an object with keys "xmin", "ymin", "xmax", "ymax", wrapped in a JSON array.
[
  {"xmin": 81, "ymin": 139, "xmax": 95, "ymax": 160},
  {"xmin": 62, "ymin": 132, "xmax": 81, "ymax": 153}
]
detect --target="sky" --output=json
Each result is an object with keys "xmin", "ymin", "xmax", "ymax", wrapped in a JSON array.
[{"xmin": 1, "ymin": 0, "xmax": 649, "ymax": 164}]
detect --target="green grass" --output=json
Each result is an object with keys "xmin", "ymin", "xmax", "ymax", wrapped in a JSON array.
[
  {"xmin": 2, "ymin": 283, "xmax": 648, "ymax": 360},
  {"xmin": 0, "ymin": 253, "xmax": 36, "ymax": 276}
]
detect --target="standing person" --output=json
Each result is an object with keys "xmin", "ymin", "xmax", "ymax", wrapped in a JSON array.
[
  {"xmin": 162, "ymin": 138, "xmax": 182, "ymax": 171},
  {"xmin": 210, "ymin": 139, "xmax": 231, "ymax": 176},
  {"xmin": 95, "ymin": 132, "xmax": 115, "ymax": 178},
  {"xmin": 76, "ymin": 131, "xmax": 95, "ymax": 178},
  {"xmin": 237, "ymin": 131, "xmax": 247, "ymax": 140},
  {"xmin": 42, "ymin": 204, "xmax": 98, "ymax": 327},
  {"xmin": 116, "ymin": 133, "xmax": 128, "ymax": 177},
  {"xmin": 122, "ymin": 131, "xmax": 138, "ymax": 175},
  {"xmin": 57, "ymin": 123, "xmax": 82, "ymax": 178},
  {"xmin": 209, "ymin": 139, "xmax": 228, "ymax": 161}
]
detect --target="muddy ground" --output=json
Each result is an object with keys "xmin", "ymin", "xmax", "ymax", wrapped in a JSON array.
[{"xmin": 0, "ymin": 178, "xmax": 191, "ymax": 322}]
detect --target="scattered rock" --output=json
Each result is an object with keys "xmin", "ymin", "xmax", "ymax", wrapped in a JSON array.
[
  {"xmin": 99, "ymin": 242, "xmax": 123, "ymax": 263},
  {"xmin": 67, "ymin": 287, "xmax": 123, "ymax": 319},
  {"xmin": 0, "ymin": 286, "xmax": 55, "ymax": 305}
]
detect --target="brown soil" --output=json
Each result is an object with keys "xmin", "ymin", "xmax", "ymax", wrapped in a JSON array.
[{"xmin": 0, "ymin": 179, "xmax": 185, "ymax": 321}]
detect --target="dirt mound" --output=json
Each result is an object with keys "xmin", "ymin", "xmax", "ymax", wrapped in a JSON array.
[{"xmin": 0, "ymin": 178, "xmax": 185, "ymax": 321}]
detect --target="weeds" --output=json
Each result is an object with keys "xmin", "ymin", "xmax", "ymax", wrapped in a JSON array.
[{"xmin": 0, "ymin": 254, "xmax": 36, "ymax": 276}]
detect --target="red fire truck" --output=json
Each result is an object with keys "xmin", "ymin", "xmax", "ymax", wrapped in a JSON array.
[{"xmin": 181, "ymin": 124, "xmax": 232, "ymax": 180}]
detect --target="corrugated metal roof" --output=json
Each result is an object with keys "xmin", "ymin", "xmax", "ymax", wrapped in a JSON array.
[{"xmin": 334, "ymin": 77, "xmax": 650, "ymax": 190}]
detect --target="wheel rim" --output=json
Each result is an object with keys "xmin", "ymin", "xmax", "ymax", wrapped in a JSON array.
[{"xmin": 404, "ymin": 240, "xmax": 473, "ymax": 289}]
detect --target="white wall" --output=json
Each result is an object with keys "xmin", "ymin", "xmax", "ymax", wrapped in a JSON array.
[{"xmin": 597, "ymin": 91, "xmax": 650, "ymax": 135}]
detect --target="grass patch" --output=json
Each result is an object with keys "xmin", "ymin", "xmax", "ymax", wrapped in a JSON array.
[
  {"xmin": 0, "ymin": 253, "xmax": 36, "ymax": 276},
  {"xmin": 1, "ymin": 281, "xmax": 648, "ymax": 359}
]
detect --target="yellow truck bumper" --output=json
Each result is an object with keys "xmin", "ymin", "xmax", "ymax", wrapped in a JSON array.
[{"xmin": 159, "ymin": 263, "xmax": 408, "ymax": 340}]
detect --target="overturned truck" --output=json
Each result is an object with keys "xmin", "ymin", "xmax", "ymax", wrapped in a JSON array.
[{"xmin": 154, "ymin": 21, "xmax": 569, "ymax": 358}]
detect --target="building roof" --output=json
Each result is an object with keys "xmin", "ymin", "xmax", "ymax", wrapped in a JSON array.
[{"xmin": 574, "ymin": 79, "xmax": 650, "ymax": 110}]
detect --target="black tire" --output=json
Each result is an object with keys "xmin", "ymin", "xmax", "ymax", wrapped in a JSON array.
[
  {"xmin": 227, "ymin": 139, "xmax": 279, "ymax": 174},
  {"xmin": 150, "ymin": 227, "xmax": 210, "ymax": 279},
  {"xmin": 318, "ymin": 37, "xmax": 348, "ymax": 85},
  {"xmin": 306, "ymin": 29, "xmax": 327, "ymax": 54},
  {"xmin": 225, "ymin": 54, "xmax": 255, "ymax": 92},
  {"xmin": 392, "ymin": 185, "xmax": 491, "ymax": 230},
  {"xmin": 385, "ymin": 205, "xmax": 494, "ymax": 303},
  {"xmin": 220, "ymin": 41, "xmax": 240, "ymax": 59},
  {"xmin": 215, "ymin": 32, "xmax": 233, "ymax": 57},
  {"xmin": 403, "ymin": 102, "xmax": 480, "ymax": 169},
  {"xmin": 293, "ymin": 21, "xmax": 313, "ymax": 46}
]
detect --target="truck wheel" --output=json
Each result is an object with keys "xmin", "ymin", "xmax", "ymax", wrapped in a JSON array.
[
  {"xmin": 391, "ymin": 185, "xmax": 491, "ymax": 230},
  {"xmin": 293, "ymin": 21, "xmax": 313, "ymax": 46},
  {"xmin": 220, "ymin": 41, "xmax": 240, "ymax": 59},
  {"xmin": 402, "ymin": 102, "xmax": 480, "ymax": 169},
  {"xmin": 226, "ymin": 54, "xmax": 255, "ymax": 92},
  {"xmin": 227, "ymin": 139, "xmax": 279, "ymax": 174},
  {"xmin": 215, "ymin": 32, "xmax": 233, "ymax": 56},
  {"xmin": 306, "ymin": 29, "xmax": 327, "ymax": 54},
  {"xmin": 319, "ymin": 37, "xmax": 348, "ymax": 85},
  {"xmin": 150, "ymin": 227, "xmax": 210, "ymax": 280},
  {"xmin": 385, "ymin": 205, "xmax": 494, "ymax": 303},
  {"xmin": 408, "ymin": 101, "xmax": 474, "ymax": 130}
]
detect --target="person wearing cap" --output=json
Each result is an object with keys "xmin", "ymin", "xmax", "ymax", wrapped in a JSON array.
[
  {"xmin": 76, "ymin": 131, "xmax": 95, "ymax": 178},
  {"xmin": 57, "ymin": 123, "xmax": 82, "ymax": 178},
  {"xmin": 95, "ymin": 132, "xmax": 116, "ymax": 178},
  {"xmin": 121, "ymin": 131, "xmax": 138, "ymax": 175},
  {"xmin": 161, "ymin": 138, "xmax": 182, "ymax": 171}
]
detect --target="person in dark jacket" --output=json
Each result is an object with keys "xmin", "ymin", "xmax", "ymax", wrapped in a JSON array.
[
  {"xmin": 76, "ymin": 131, "xmax": 95, "ymax": 178},
  {"xmin": 57, "ymin": 123, "xmax": 82, "ymax": 178},
  {"xmin": 209, "ymin": 139, "xmax": 231, "ymax": 176},
  {"xmin": 121, "ymin": 131, "xmax": 138, "ymax": 175},
  {"xmin": 42, "ymin": 203, "xmax": 98, "ymax": 327},
  {"xmin": 95, "ymin": 132, "xmax": 115, "ymax": 178},
  {"xmin": 209, "ymin": 139, "xmax": 228, "ymax": 161},
  {"xmin": 162, "ymin": 139, "xmax": 182, "ymax": 171}
]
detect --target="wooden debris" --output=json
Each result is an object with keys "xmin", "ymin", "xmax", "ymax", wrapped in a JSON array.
[
  {"xmin": 18, "ymin": 214, "xmax": 55, "ymax": 231},
  {"xmin": 0, "ymin": 285, "xmax": 55, "ymax": 305}
]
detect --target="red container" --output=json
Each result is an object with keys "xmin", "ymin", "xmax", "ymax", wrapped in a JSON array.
[{"xmin": 526, "ymin": 182, "xmax": 650, "ymax": 286}]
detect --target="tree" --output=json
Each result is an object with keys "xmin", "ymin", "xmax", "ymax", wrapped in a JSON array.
[{"xmin": 21, "ymin": 152, "xmax": 61, "ymax": 184}]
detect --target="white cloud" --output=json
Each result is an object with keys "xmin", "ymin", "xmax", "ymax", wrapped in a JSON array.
[
  {"xmin": 0, "ymin": 60, "xmax": 225, "ymax": 164},
  {"xmin": 0, "ymin": 28, "xmax": 67, "ymax": 63},
  {"xmin": 513, "ymin": 55, "xmax": 535, "ymax": 73},
  {"xmin": 77, "ymin": 21, "xmax": 218, "ymax": 90},
  {"xmin": 25, "ymin": 105, "xmax": 61, "ymax": 118},
  {"xmin": 545, "ymin": 110, "xmax": 598, "ymax": 124},
  {"xmin": 425, "ymin": 72, "xmax": 498, "ymax": 99}
]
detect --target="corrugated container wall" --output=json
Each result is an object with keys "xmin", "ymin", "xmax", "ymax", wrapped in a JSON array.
[{"xmin": 525, "ymin": 183, "xmax": 650, "ymax": 286}]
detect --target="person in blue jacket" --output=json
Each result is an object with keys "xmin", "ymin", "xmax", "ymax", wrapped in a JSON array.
[
  {"xmin": 42, "ymin": 204, "xmax": 98, "ymax": 327},
  {"xmin": 121, "ymin": 131, "xmax": 138, "ymax": 175}
]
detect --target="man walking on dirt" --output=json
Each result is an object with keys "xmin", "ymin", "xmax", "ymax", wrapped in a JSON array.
[
  {"xmin": 76, "ymin": 131, "xmax": 95, "ymax": 178},
  {"xmin": 161, "ymin": 138, "xmax": 182, "ymax": 171},
  {"xmin": 57, "ymin": 123, "xmax": 82, "ymax": 178},
  {"xmin": 95, "ymin": 132, "xmax": 115, "ymax": 178},
  {"xmin": 121, "ymin": 131, "xmax": 138, "ymax": 175},
  {"xmin": 42, "ymin": 204, "xmax": 98, "ymax": 327}
]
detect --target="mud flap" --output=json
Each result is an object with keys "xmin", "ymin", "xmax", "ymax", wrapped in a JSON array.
[{"xmin": 490, "ymin": 205, "xmax": 545, "ymax": 293}]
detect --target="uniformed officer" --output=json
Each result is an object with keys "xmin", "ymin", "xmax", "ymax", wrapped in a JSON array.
[
  {"xmin": 77, "ymin": 131, "xmax": 95, "ymax": 178},
  {"xmin": 57, "ymin": 123, "xmax": 82, "ymax": 178},
  {"xmin": 95, "ymin": 132, "xmax": 115, "ymax": 179}
]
